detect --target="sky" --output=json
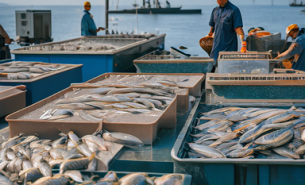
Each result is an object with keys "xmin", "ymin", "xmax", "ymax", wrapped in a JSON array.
[{"xmin": 0, "ymin": 0, "xmax": 294, "ymax": 6}]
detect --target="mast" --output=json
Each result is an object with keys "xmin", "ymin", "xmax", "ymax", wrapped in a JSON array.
[
  {"xmin": 105, "ymin": 0, "xmax": 109, "ymax": 34},
  {"xmin": 143, "ymin": 0, "xmax": 145, "ymax": 7},
  {"xmin": 156, "ymin": 0, "xmax": 159, "ymax": 8}
]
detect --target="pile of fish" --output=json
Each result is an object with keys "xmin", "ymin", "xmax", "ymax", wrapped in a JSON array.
[
  {"xmin": 187, "ymin": 106, "xmax": 305, "ymax": 159},
  {"xmin": 39, "ymin": 85, "xmax": 176, "ymax": 121},
  {"xmin": 0, "ymin": 170, "xmax": 185, "ymax": 185},
  {"xmin": 25, "ymin": 42, "xmax": 117, "ymax": 52},
  {"xmin": 0, "ymin": 130, "xmax": 144, "ymax": 184},
  {"xmin": 0, "ymin": 62, "xmax": 65, "ymax": 80}
]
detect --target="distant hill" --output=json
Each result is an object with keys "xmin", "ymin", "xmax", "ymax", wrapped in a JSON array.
[{"xmin": 0, "ymin": 2, "xmax": 9, "ymax": 6}]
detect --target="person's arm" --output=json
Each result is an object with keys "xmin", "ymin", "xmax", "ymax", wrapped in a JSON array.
[
  {"xmin": 233, "ymin": 8, "xmax": 244, "ymax": 41},
  {"xmin": 208, "ymin": 9, "xmax": 215, "ymax": 36},
  {"xmin": 275, "ymin": 43, "xmax": 303, "ymax": 59},
  {"xmin": 208, "ymin": 27, "xmax": 214, "ymax": 37},
  {"xmin": 235, "ymin": 27, "xmax": 245, "ymax": 41}
]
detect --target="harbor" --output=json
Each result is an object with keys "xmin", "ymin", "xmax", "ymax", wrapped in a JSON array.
[{"xmin": 1, "ymin": 0, "xmax": 305, "ymax": 184}]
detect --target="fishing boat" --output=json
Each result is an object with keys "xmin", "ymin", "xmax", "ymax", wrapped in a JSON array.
[
  {"xmin": 108, "ymin": 0, "xmax": 201, "ymax": 14},
  {"xmin": 290, "ymin": 0, "xmax": 305, "ymax": 6}
]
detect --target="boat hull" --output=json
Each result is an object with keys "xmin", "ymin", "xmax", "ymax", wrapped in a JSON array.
[{"xmin": 108, "ymin": 7, "xmax": 202, "ymax": 14}]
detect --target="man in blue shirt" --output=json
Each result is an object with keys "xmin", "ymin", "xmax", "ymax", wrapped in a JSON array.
[
  {"xmin": 276, "ymin": 24, "xmax": 305, "ymax": 71},
  {"xmin": 208, "ymin": 0, "xmax": 245, "ymax": 64},
  {"xmin": 81, "ymin": 1, "xmax": 104, "ymax": 36}
]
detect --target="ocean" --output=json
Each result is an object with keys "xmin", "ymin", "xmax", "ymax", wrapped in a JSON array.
[{"xmin": 0, "ymin": 4, "xmax": 304, "ymax": 57}]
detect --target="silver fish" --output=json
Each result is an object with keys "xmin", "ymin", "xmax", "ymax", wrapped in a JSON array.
[
  {"xmin": 188, "ymin": 143, "xmax": 226, "ymax": 158},
  {"xmin": 103, "ymin": 132, "xmax": 144, "ymax": 148}
]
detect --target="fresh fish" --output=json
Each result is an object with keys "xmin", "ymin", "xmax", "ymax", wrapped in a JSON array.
[
  {"xmin": 194, "ymin": 119, "xmax": 222, "ymax": 130},
  {"xmin": 38, "ymin": 160, "xmax": 52, "ymax": 177},
  {"xmin": 95, "ymin": 95, "xmax": 132, "ymax": 103},
  {"xmin": 273, "ymin": 147, "xmax": 300, "ymax": 159},
  {"xmin": 50, "ymin": 148, "xmax": 67, "ymax": 160},
  {"xmin": 107, "ymin": 88, "xmax": 169, "ymax": 96},
  {"xmin": 133, "ymin": 98, "xmax": 155, "ymax": 109},
  {"xmin": 295, "ymin": 144, "xmax": 305, "ymax": 155},
  {"xmin": 22, "ymin": 160, "xmax": 33, "ymax": 170},
  {"xmin": 254, "ymin": 128, "xmax": 293, "ymax": 148},
  {"xmin": 216, "ymin": 142, "xmax": 238, "ymax": 154},
  {"xmin": 59, "ymin": 153, "xmax": 95, "ymax": 174},
  {"xmin": 82, "ymin": 135, "xmax": 107, "ymax": 151},
  {"xmin": 100, "ymin": 171, "xmax": 119, "ymax": 182},
  {"xmin": 154, "ymin": 174, "xmax": 183, "ymax": 185},
  {"xmin": 76, "ymin": 143, "xmax": 93, "ymax": 157},
  {"xmin": 6, "ymin": 148, "xmax": 16, "ymax": 160},
  {"xmin": 194, "ymin": 134, "xmax": 222, "ymax": 144},
  {"xmin": 91, "ymin": 88, "xmax": 115, "ymax": 95},
  {"xmin": 58, "ymin": 103, "xmax": 97, "ymax": 110},
  {"xmin": 32, "ymin": 174, "xmax": 69, "ymax": 185},
  {"xmin": 102, "ymin": 132, "xmax": 144, "ymax": 148},
  {"xmin": 68, "ymin": 131, "xmax": 80, "ymax": 145},
  {"xmin": 52, "ymin": 133, "xmax": 68, "ymax": 148},
  {"xmin": 119, "ymin": 173, "xmax": 154, "ymax": 185},
  {"xmin": 14, "ymin": 157, "xmax": 23, "ymax": 172},
  {"xmin": 226, "ymin": 149, "xmax": 254, "ymax": 158},
  {"xmin": 203, "ymin": 107, "xmax": 243, "ymax": 116},
  {"xmin": 47, "ymin": 109, "xmax": 74, "ymax": 120},
  {"xmin": 64, "ymin": 170, "xmax": 83, "ymax": 182},
  {"xmin": 209, "ymin": 132, "xmax": 239, "ymax": 147},
  {"xmin": 188, "ymin": 143, "xmax": 226, "ymax": 158},
  {"xmin": 20, "ymin": 168, "xmax": 43, "ymax": 183},
  {"xmin": 247, "ymin": 109, "xmax": 277, "ymax": 118}
]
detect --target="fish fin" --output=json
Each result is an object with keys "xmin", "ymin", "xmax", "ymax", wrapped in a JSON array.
[{"xmin": 89, "ymin": 152, "xmax": 96, "ymax": 161}]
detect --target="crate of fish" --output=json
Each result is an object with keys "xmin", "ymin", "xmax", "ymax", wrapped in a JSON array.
[
  {"xmin": 172, "ymin": 102, "xmax": 305, "ymax": 185},
  {"xmin": 11, "ymin": 34, "xmax": 166, "ymax": 82},
  {"xmin": 134, "ymin": 50, "xmax": 214, "ymax": 74},
  {"xmin": 205, "ymin": 72, "xmax": 305, "ymax": 106},
  {"xmin": 6, "ymin": 82, "xmax": 177, "ymax": 145},
  {"xmin": 4, "ymin": 167, "xmax": 192, "ymax": 185},
  {"xmin": 0, "ymin": 85, "xmax": 26, "ymax": 117},
  {"xmin": 77, "ymin": 72, "xmax": 205, "ymax": 113},
  {"xmin": 217, "ymin": 51, "xmax": 282, "ymax": 74},
  {"xmin": 0, "ymin": 61, "xmax": 82, "ymax": 105},
  {"xmin": 0, "ymin": 130, "xmax": 151, "ymax": 184}
]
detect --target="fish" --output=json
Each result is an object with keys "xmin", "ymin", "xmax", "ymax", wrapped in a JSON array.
[
  {"xmin": 47, "ymin": 109, "xmax": 74, "ymax": 120},
  {"xmin": 107, "ymin": 88, "xmax": 170, "ymax": 96},
  {"xmin": 119, "ymin": 173, "xmax": 154, "ymax": 185},
  {"xmin": 94, "ymin": 95, "xmax": 133, "ymax": 103},
  {"xmin": 194, "ymin": 119, "xmax": 222, "ymax": 130},
  {"xmin": 273, "ymin": 147, "xmax": 300, "ymax": 159},
  {"xmin": 99, "ymin": 171, "xmax": 119, "ymax": 182},
  {"xmin": 132, "ymin": 98, "xmax": 155, "ymax": 109},
  {"xmin": 52, "ymin": 133, "xmax": 68, "ymax": 148},
  {"xmin": 188, "ymin": 143, "xmax": 226, "ymax": 158},
  {"xmin": 209, "ymin": 132, "xmax": 239, "ymax": 147},
  {"xmin": 38, "ymin": 160, "xmax": 52, "ymax": 177},
  {"xmin": 91, "ymin": 88, "xmax": 115, "ymax": 95},
  {"xmin": 59, "ymin": 153, "xmax": 95, "ymax": 174},
  {"xmin": 203, "ymin": 107, "xmax": 243, "ymax": 116},
  {"xmin": 295, "ymin": 144, "xmax": 305, "ymax": 155},
  {"xmin": 102, "ymin": 132, "xmax": 144, "ymax": 148},
  {"xmin": 32, "ymin": 174, "xmax": 69, "ymax": 185},
  {"xmin": 20, "ymin": 168, "xmax": 43, "ymax": 183},
  {"xmin": 64, "ymin": 170, "xmax": 83, "ymax": 182},
  {"xmin": 226, "ymin": 149, "xmax": 254, "ymax": 158},
  {"xmin": 82, "ymin": 135, "xmax": 108, "ymax": 151},
  {"xmin": 154, "ymin": 174, "xmax": 183, "ymax": 185},
  {"xmin": 254, "ymin": 128, "xmax": 293, "ymax": 148},
  {"xmin": 57, "ymin": 103, "xmax": 97, "ymax": 110},
  {"xmin": 50, "ymin": 148, "xmax": 67, "ymax": 160}
]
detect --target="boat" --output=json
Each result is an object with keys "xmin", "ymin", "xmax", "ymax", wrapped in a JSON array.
[
  {"xmin": 290, "ymin": 0, "xmax": 305, "ymax": 6},
  {"xmin": 302, "ymin": 8, "xmax": 305, "ymax": 12},
  {"xmin": 108, "ymin": 0, "xmax": 201, "ymax": 14}
]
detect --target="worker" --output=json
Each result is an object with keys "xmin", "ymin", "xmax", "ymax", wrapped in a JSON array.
[
  {"xmin": 275, "ymin": 24, "xmax": 305, "ymax": 71},
  {"xmin": 166, "ymin": 0, "xmax": 171, "ymax": 8},
  {"xmin": 81, "ymin": 1, "xmax": 104, "ymax": 36},
  {"xmin": 208, "ymin": 0, "xmax": 245, "ymax": 65}
]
